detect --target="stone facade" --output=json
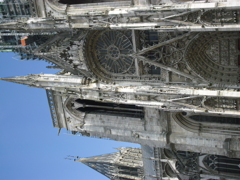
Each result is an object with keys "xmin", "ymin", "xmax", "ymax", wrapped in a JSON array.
[{"xmin": 1, "ymin": 0, "xmax": 240, "ymax": 179}]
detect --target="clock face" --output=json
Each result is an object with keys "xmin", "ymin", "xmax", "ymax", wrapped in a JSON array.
[{"xmin": 95, "ymin": 31, "xmax": 134, "ymax": 74}]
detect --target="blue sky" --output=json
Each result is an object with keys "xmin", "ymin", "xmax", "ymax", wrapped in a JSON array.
[{"xmin": 0, "ymin": 52, "xmax": 140, "ymax": 180}]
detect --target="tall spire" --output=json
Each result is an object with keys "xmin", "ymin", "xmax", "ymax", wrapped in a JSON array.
[
  {"xmin": 0, "ymin": 74, "xmax": 84, "ymax": 89},
  {"xmin": 77, "ymin": 153, "xmax": 119, "ymax": 179},
  {"xmin": 73, "ymin": 147, "xmax": 144, "ymax": 180}
]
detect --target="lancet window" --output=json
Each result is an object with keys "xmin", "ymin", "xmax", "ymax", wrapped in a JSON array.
[
  {"xmin": 175, "ymin": 150, "xmax": 240, "ymax": 179},
  {"xmin": 69, "ymin": 98, "xmax": 144, "ymax": 119},
  {"xmin": 173, "ymin": 112, "xmax": 240, "ymax": 135},
  {"xmin": 189, "ymin": 115, "xmax": 240, "ymax": 125},
  {"xmin": 203, "ymin": 155, "xmax": 240, "ymax": 176}
]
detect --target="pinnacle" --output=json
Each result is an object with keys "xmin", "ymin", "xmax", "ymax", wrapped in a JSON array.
[
  {"xmin": 65, "ymin": 156, "xmax": 89, "ymax": 163},
  {"xmin": 0, "ymin": 75, "xmax": 32, "ymax": 85},
  {"xmin": 0, "ymin": 76, "xmax": 19, "ymax": 82}
]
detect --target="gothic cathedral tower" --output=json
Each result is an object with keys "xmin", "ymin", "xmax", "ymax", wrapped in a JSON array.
[{"xmin": 1, "ymin": 0, "xmax": 240, "ymax": 179}]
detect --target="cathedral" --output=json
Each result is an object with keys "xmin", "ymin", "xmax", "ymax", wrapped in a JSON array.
[{"xmin": 1, "ymin": 0, "xmax": 240, "ymax": 179}]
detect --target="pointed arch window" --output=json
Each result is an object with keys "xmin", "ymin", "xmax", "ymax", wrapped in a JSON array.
[
  {"xmin": 203, "ymin": 155, "xmax": 240, "ymax": 176},
  {"xmin": 69, "ymin": 99, "xmax": 144, "ymax": 119},
  {"xmin": 173, "ymin": 112, "xmax": 240, "ymax": 135},
  {"xmin": 174, "ymin": 150, "xmax": 240, "ymax": 178},
  {"xmin": 189, "ymin": 115, "xmax": 240, "ymax": 125},
  {"xmin": 185, "ymin": 32, "xmax": 240, "ymax": 84}
]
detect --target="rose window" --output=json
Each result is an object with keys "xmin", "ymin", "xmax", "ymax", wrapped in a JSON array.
[{"xmin": 95, "ymin": 31, "xmax": 134, "ymax": 74}]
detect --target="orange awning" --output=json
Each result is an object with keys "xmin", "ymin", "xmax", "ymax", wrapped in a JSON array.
[
  {"xmin": 20, "ymin": 36, "xmax": 28, "ymax": 46},
  {"xmin": 20, "ymin": 39, "xmax": 26, "ymax": 45}
]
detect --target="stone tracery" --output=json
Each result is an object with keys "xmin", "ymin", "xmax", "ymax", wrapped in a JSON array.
[
  {"xmin": 84, "ymin": 30, "xmax": 196, "ymax": 83},
  {"xmin": 203, "ymin": 154, "xmax": 240, "ymax": 176},
  {"xmin": 84, "ymin": 30, "xmax": 136, "ymax": 81},
  {"xmin": 173, "ymin": 112, "xmax": 240, "ymax": 135},
  {"xmin": 200, "ymin": 9, "xmax": 240, "ymax": 26},
  {"xmin": 95, "ymin": 31, "xmax": 134, "ymax": 74},
  {"xmin": 185, "ymin": 32, "xmax": 240, "ymax": 85}
]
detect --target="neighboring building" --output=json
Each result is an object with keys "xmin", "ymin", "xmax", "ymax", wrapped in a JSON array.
[{"xmin": 1, "ymin": 0, "xmax": 240, "ymax": 179}]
